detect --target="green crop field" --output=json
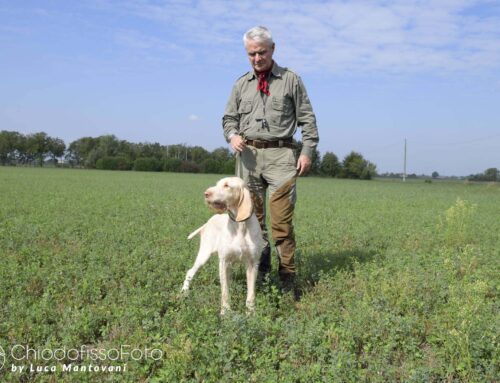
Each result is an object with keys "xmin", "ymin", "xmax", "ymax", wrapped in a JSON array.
[{"xmin": 0, "ymin": 167, "xmax": 498, "ymax": 382}]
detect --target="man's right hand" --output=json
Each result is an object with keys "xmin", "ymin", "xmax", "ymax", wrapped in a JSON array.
[{"xmin": 230, "ymin": 135, "xmax": 246, "ymax": 153}]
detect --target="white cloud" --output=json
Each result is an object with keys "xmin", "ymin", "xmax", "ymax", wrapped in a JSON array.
[
  {"xmin": 188, "ymin": 114, "xmax": 199, "ymax": 121},
  {"xmin": 113, "ymin": 29, "xmax": 194, "ymax": 62},
  {"xmin": 91, "ymin": 0, "xmax": 500, "ymax": 75}
]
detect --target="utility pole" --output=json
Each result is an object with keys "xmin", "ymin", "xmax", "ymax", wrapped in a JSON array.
[{"xmin": 403, "ymin": 138, "xmax": 407, "ymax": 182}]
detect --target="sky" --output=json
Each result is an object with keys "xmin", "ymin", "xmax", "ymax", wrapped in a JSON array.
[{"xmin": 1, "ymin": 0, "xmax": 499, "ymax": 176}]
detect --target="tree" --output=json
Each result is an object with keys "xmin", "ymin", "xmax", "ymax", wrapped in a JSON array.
[
  {"xmin": 117, "ymin": 139, "xmax": 136, "ymax": 161},
  {"xmin": 294, "ymin": 140, "xmax": 321, "ymax": 175},
  {"xmin": 484, "ymin": 168, "xmax": 499, "ymax": 182},
  {"xmin": 211, "ymin": 147, "xmax": 233, "ymax": 162},
  {"xmin": 0, "ymin": 130, "xmax": 24, "ymax": 165},
  {"xmin": 97, "ymin": 135, "xmax": 120, "ymax": 157},
  {"xmin": 135, "ymin": 142, "xmax": 163, "ymax": 159},
  {"xmin": 341, "ymin": 151, "xmax": 377, "ymax": 180},
  {"xmin": 66, "ymin": 137, "xmax": 98, "ymax": 167},
  {"xmin": 468, "ymin": 168, "xmax": 499, "ymax": 182},
  {"xmin": 320, "ymin": 151, "xmax": 340, "ymax": 177},
  {"xmin": 47, "ymin": 137, "xmax": 66, "ymax": 163},
  {"xmin": 205, "ymin": 147, "xmax": 234, "ymax": 174},
  {"xmin": 167, "ymin": 144, "xmax": 188, "ymax": 160},
  {"xmin": 190, "ymin": 146, "xmax": 210, "ymax": 164},
  {"xmin": 26, "ymin": 132, "xmax": 51, "ymax": 166},
  {"xmin": 432, "ymin": 171, "xmax": 439, "ymax": 179},
  {"xmin": 82, "ymin": 135, "xmax": 125, "ymax": 168}
]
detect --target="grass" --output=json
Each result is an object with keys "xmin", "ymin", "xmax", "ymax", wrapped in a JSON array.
[{"xmin": 0, "ymin": 167, "xmax": 498, "ymax": 382}]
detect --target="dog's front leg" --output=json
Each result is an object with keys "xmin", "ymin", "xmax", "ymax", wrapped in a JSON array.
[
  {"xmin": 245, "ymin": 260, "xmax": 258, "ymax": 313},
  {"xmin": 219, "ymin": 257, "xmax": 231, "ymax": 315},
  {"xmin": 181, "ymin": 245, "xmax": 212, "ymax": 293}
]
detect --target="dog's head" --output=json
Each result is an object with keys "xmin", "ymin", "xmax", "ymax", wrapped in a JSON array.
[{"xmin": 204, "ymin": 177, "xmax": 253, "ymax": 221}]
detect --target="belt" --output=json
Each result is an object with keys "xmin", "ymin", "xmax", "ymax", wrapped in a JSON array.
[{"xmin": 245, "ymin": 139, "xmax": 295, "ymax": 149}]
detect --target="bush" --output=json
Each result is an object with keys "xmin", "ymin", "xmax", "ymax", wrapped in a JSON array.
[
  {"xmin": 201, "ymin": 158, "xmax": 222, "ymax": 174},
  {"xmin": 95, "ymin": 156, "xmax": 132, "ymax": 170},
  {"xmin": 163, "ymin": 158, "xmax": 182, "ymax": 172},
  {"xmin": 133, "ymin": 157, "xmax": 162, "ymax": 172},
  {"xmin": 179, "ymin": 160, "xmax": 200, "ymax": 173},
  {"xmin": 223, "ymin": 158, "xmax": 236, "ymax": 175}
]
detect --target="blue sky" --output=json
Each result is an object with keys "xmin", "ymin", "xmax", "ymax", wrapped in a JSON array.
[{"xmin": 1, "ymin": 0, "xmax": 499, "ymax": 176}]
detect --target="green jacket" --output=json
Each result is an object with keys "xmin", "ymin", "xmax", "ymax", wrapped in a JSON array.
[{"xmin": 222, "ymin": 62, "xmax": 319, "ymax": 158}]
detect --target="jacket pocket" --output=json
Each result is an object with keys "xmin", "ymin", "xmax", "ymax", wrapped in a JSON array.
[
  {"xmin": 271, "ymin": 96, "xmax": 294, "ymax": 126},
  {"xmin": 238, "ymin": 99, "xmax": 253, "ymax": 128},
  {"xmin": 238, "ymin": 100, "xmax": 252, "ymax": 114}
]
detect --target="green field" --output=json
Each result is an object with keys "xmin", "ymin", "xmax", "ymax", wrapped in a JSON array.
[{"xmin": 0, "ymin": 167, "xmax": 498, "ymax": 382}]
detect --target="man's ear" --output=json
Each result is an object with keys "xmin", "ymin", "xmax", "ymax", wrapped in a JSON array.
[{"xmin": 235, "ymin": 187, "xmax": 252, "ymax": 221}]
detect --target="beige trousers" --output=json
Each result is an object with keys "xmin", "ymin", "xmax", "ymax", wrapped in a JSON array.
[{"xmin": 236, "ymin": 146, "xmax": 298, "ymax": 275}]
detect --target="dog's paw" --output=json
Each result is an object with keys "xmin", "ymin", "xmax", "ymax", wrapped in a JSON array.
[
  {"xmin": 179, "ymin": 287, "xmax": 190, "ymax": 299},
  {"xmin": 245, "ymin": 301, "xmax": 256, "ymax": 316}
]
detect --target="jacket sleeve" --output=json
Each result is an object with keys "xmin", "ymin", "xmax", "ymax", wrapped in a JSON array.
[
  {"xmin": 222, "ymin": 83, "xmax": 241, "ymax": 143},
  {"xmin": 294, "ymin": 75, "xmax": 319, "ymax": 158}
]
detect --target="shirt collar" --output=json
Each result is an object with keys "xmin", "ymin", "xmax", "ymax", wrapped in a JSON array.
[{"xmin": 247, "ymin": 61, "xmax": 283, "ymax": 81}]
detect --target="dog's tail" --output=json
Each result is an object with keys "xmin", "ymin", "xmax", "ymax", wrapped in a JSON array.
[{"xmin": 187, "ymin": 224, "xmax": 205, "ymax": 240}]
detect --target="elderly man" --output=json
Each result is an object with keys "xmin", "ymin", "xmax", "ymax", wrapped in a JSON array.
[{"xmin": 222, "ymin": 26, "xmax": 319, "ymax": 297}]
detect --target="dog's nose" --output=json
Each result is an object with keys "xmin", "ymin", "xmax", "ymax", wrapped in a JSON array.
[{"xmin": 204, "ymin": 191, "xmax": 212, "ymax": 198}]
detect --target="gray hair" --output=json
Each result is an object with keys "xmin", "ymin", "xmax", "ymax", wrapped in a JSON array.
[{"xmin": 243, "ymin": 26, "xmax": 274, "ymax": 47}]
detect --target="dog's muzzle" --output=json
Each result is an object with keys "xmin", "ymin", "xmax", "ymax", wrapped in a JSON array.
[{"xmin": 206, "ymin": 200, "xmax": 226, "ymax": 213}]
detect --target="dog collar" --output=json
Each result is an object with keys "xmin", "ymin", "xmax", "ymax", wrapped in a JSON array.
[{"xmin": 227, "ymin": 206, "xmax": 254, "ymax": 222}]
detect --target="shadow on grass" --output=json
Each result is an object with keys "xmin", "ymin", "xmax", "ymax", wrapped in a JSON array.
[
  {"xmin": 298, "ymin": 248, "xmax": 378, "ymax": 287},
  {"xmin": 217, "ymin": 248, "xmax": 379, "ymax": 300}
]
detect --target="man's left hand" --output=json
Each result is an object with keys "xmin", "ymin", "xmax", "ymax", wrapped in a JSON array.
[{"xmin": 296, "ymin": 154, "xmax": 311, "ymax": 176}]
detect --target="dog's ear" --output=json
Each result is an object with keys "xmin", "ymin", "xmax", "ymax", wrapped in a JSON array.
[{"xmin": 235, "ymin": 186, "xmax": 252, "ymax": 221}]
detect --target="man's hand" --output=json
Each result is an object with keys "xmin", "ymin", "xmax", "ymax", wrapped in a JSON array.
[
  {"xmin": 230, "ymin": 135, "xmax": 246, "ymax": 153},
  {"xmin": 296, "ymin": 154, "xmax": 311, "ymax": 176}
]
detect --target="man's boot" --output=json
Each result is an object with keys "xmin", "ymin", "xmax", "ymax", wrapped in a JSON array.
[
  {"xmin": 279, "ymin": 272, "xmax": 301, "ymax": 301},
  {"xmin": 258, "ymin": 243, "xmax": 271, "ymax": 284}
]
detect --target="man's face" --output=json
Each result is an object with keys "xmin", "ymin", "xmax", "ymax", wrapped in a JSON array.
[{"xmin": 245, "ymin": 40, "xmax": 275, "ymax": 73}]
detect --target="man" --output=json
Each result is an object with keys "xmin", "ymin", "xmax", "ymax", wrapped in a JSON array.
[{"xmin": 222, "ymin": 26, "xmax": 319, "ymax": 297}]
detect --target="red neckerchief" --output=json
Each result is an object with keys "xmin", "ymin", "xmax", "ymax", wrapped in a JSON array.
[{"xmin": 257, "ymin": 70, "xmax": 270, "ymax": 96}]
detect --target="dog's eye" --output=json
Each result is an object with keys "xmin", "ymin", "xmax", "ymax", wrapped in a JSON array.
[{"xmin": 223, "ymin": 183, "xmax": 229, "ymax": 188}]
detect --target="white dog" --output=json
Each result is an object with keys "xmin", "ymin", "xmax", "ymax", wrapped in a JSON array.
[{"xmin": 182, "ymin": 177, "xmax": 265, "ymax": 315}]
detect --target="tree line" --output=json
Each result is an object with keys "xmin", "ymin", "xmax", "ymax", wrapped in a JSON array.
[
  {"xmin": 467, "ymin": 168, "xmax": 499, "ymax": 182},
  {"xmin": 0, "ymin": 130, "xmax": 378, "ymax": 179}
]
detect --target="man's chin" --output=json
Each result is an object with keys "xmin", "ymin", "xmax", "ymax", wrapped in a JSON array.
[{"xmin": 254, "ymin": 64, "xmax": 271, "ymax": 73}]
